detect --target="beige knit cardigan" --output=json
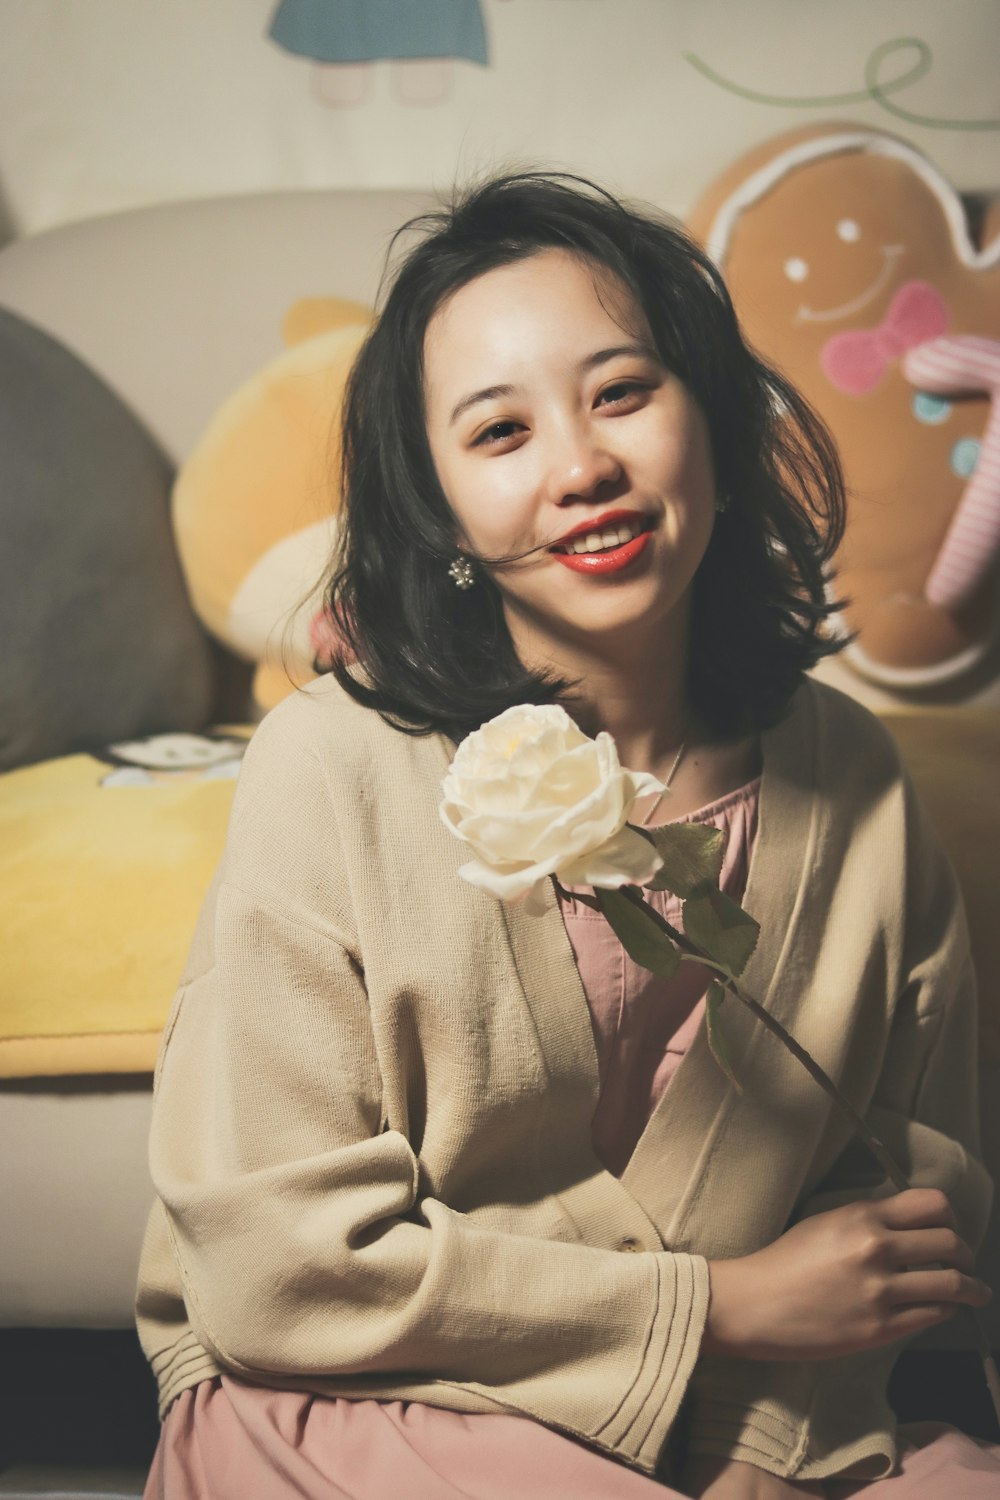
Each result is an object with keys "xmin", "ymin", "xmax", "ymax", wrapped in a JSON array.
[{"xmin": 136, "ymin": 674, "xmax": 991, "ymax": 1483}]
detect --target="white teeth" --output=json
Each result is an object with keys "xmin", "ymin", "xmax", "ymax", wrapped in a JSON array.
[{"xmin": 562, "ymin": 519, "xmax": 643, "ymax": 555}]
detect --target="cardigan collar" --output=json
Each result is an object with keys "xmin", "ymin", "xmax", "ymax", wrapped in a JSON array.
[{"xmin": 493, "ymin": 681, "xmax": 822, "ymax": 1249}]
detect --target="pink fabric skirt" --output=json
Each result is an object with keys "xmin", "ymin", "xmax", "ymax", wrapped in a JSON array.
[{"xmin": 145, "ymin": 1378, "xmax": 1000, "ymax": 1499}]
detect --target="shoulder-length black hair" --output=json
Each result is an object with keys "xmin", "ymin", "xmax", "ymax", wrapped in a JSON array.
[{"xmin": 327, "ymin": 170, "xmax": 847, "ymax": 742}]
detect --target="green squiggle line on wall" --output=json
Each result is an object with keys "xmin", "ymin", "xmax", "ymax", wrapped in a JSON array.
[{"xmin": 685, "ymin": 37, "xmax": 1000, "ymax": 130}]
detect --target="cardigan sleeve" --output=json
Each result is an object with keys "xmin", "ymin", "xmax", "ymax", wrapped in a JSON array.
[
  {"xmin": 682, "ymin": 776, "xmax": 994, "ymax": 1485},
  {"xmin": 147, "ymin": 698, "xmax": 709, "ymax": 1473}
]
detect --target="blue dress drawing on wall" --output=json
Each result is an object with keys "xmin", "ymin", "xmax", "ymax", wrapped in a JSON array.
[{"xmin": 268, "ymin": 0, "xmax": 489, "ymax": 67}]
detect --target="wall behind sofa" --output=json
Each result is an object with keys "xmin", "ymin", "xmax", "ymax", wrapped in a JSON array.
[{"xmin": 0, "ymin": 0, "xmax": 998, "ymax": 243}]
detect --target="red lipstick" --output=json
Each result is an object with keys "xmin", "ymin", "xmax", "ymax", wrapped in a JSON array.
[
  {"xmin": 551, "ymin": 509, "xmax": 648, "ymax": 546},
  {"xmin": 552, "ymin": 532, "xmax": 651, "ymax": 573},
  {"xmin": 549, "ymin": 509, "xmax": 653, "ymax": 575}
]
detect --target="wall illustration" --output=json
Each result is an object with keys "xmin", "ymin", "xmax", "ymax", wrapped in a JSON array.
[
  {"xmin": 689, "ymin": 124, "xmax": 1000, "ymax": 697},
  {"xmin": 3, "ymin": 4, "xmax": 999, "ymax": 239},
  {"xmin": 268, "ymin": 0, "xmax": 495, "ymax": 107},
  {"xmin": 685, "ymin": 36, "xmax": 1000, "ymax": 133}
]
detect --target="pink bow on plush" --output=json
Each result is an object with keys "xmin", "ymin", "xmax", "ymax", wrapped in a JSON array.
[{"xmin": 821, "ymin": 280, "xmax": 950, "ymax": 395}]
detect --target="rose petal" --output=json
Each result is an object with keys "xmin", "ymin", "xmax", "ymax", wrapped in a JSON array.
[
  {"xmin": 451, "ymin": 809, "xmax": 572, "ymax": 864},
  {"xmin": 521, "ymin": 771, "xmax": 630, "ymax": 851},
  {"xmin": 558, "ymin": 824, "xmax": 663, "ymax": 889},
  {"xmin": 457, "ymin": 855, "xmax": 559, "ymax": 902},
  {"xmin": 521, "ymin": 880, "xmax": 552, "ymax": 916},
  {"xmin": 622, "ymin": 768, "xmax": 669, "ymax": 824}
]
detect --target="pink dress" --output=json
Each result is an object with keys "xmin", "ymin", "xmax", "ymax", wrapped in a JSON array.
[{"xmin": 145, "ymin": 780, "xmax": 1000, "ymax": 1498}]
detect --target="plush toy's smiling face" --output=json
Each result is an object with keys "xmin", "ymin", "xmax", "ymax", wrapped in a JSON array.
[
  {"xmin": 785, "ymin": 215, "xmax": 904, "ymax": 327},
  {"xmin": 711, "ymin": 143, "xmax": 974, "ymax": 383},
  {"xmin": 692, "ymin": 125, "xmax": 1000, "ymax": 692}
]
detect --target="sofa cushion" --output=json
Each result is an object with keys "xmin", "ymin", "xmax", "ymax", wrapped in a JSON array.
[{"xmin": 0, "ymin": 306, "xmax": 215, "ymax": 771}]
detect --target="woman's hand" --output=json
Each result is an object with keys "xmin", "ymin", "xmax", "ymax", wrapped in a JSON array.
[
  {"xmin": 704, "ymin": 1187, "xmax": 991, "ymax": 1361},
  {"xmin": 680, "ymin": 1456, "xmax": 824, "ymax": 1498}
]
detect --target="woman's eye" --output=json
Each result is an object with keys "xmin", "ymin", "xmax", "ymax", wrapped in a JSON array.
[
  {"xmin": 472, "ymin": 420, "xmax": 522, "ymax": 448},
  {"xmin": 596, "ymin": 381, "xmax": 647, "ymax": 410}
]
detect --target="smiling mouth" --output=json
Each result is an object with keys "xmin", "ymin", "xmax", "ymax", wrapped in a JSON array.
[
  {"xmin": 796, "ymin": 244, "xmax": 905, "ymax": 324},
  {"xmin": 549, "ymin": 514, "xmax": 653, "ymax": 575},
  {"xmin": 551, "ymin": 515, "xmax": 649, "ymax": 555}
]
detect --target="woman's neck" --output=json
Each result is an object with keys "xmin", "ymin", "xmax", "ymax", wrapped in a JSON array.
[
  {"xmin": 570, "ymin": 660, "xmax": 760, "ymax": 818},
  {"xmin": 509, "ymin": 620, "xmax": 761, "ymax": 818},
  {"xmin": 571, "ymin": 665, "xmax": 689, "ymax": 777},
  {"xmin": 511, "ymin": 616, "xmax": 691, "ymax": 775}
]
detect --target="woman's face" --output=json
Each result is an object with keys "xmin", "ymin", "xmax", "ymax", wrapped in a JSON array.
[{"xmin": 422, "ymin": 249, "xmax": 717, "ymax": 669}]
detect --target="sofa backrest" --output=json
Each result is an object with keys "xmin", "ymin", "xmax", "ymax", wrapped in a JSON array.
[{"xmin": 0, "ymin": 189, "xmax": 431, "ymax": 463}]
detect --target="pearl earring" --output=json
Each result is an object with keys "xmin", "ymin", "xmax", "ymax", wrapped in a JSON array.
[{"xmin": 448, "ymin": 555, "xmax": 476, "ymax": 590}]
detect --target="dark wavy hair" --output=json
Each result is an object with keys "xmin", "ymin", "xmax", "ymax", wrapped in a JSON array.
[{"xmin": 327, "ymin": 170, "xmax": 847, "ymax": 742}]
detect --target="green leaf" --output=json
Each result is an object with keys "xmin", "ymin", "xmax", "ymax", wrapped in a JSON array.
[
  {"xmin": 642, "ymin": 822, "xmax": 725, "ymax": 897},
  {"xmin": 682, "ymin": 888, "xmax": 760, "ymax": 978},
  {"xmin": 705, "ymin": 980, "xmax": 742, "ymax": 1093},
  {"xmin": 596, "ymin": 889, "xmax": 681, "ymax": 978}
]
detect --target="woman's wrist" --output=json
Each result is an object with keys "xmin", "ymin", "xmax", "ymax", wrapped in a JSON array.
[{"xmin": 703, "ymin": 1256, "xmax": 756, "ymax": 1357}]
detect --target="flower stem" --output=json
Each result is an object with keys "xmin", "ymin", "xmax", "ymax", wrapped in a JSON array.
[{"xmin": 553, "ymin": 880, "xmax": 601, "ymax": 911}]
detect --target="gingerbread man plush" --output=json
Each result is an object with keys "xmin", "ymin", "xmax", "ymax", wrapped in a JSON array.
[{"xmin": 688, "ymin": 123, "xmax": 1000, "ymax": 694}]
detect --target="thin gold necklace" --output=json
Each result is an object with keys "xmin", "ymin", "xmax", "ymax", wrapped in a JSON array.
[{"xmin": 639, "ymin": 738, "xmax": 688, "ymax": 828}]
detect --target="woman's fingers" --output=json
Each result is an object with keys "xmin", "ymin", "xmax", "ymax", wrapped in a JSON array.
[
  {"xmin": 877, "ymin": 1187, "xmax": 957, "ymax": 1231},
  {"xmin": 705, "ymin": 1190, "xmax": 989, "ymax": 1361},
  {"xmin": 881, "ymin": 1302, "xmax": 963, "ymax": 1340},
  {"xmin": 886, "ymin": 1267, "xmax": 992, "ymax": 1308},
  {"xmin": 886, "ymin": 1226, "xmax": 975, "ymax": 1272}
]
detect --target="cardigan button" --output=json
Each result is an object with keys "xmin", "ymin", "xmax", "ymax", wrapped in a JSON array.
[{"xmin": 617, "ymin": 1236, "xmax": 642, "ymax": 1253}]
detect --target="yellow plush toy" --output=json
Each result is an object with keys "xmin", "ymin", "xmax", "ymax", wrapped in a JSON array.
[{"xmin": 174, "ymin": 296, "xmax": 371, "ymax": 711}]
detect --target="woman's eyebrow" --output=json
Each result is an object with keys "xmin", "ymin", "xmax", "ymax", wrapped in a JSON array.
[
  {"xmin": 449, "ymin": 384, "xmax": 516, "ymax": 426},
  {"xmin": 581, "ymin": 342, "xmax": 660, "ymax": 370}
]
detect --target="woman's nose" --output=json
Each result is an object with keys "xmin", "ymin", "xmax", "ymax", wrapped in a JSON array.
[{"xmin": 546, "ymin": 424, "xmax": 623, "ymax": 505}]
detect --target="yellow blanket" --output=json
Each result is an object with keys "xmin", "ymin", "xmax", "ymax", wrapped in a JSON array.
[{"xmin": 0, "ymin": 731, "xmax": 250, "ymax": 1078}]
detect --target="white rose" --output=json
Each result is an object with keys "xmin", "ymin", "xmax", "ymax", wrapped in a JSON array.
[{"xmin": 439, "ymin": 704, "xmax": 664, "ymax": 911}]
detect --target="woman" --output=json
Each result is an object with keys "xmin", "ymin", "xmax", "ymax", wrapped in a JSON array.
[{"xmin": 138, "ymin": 173, "xmax": 995, "ymax": 1497}]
